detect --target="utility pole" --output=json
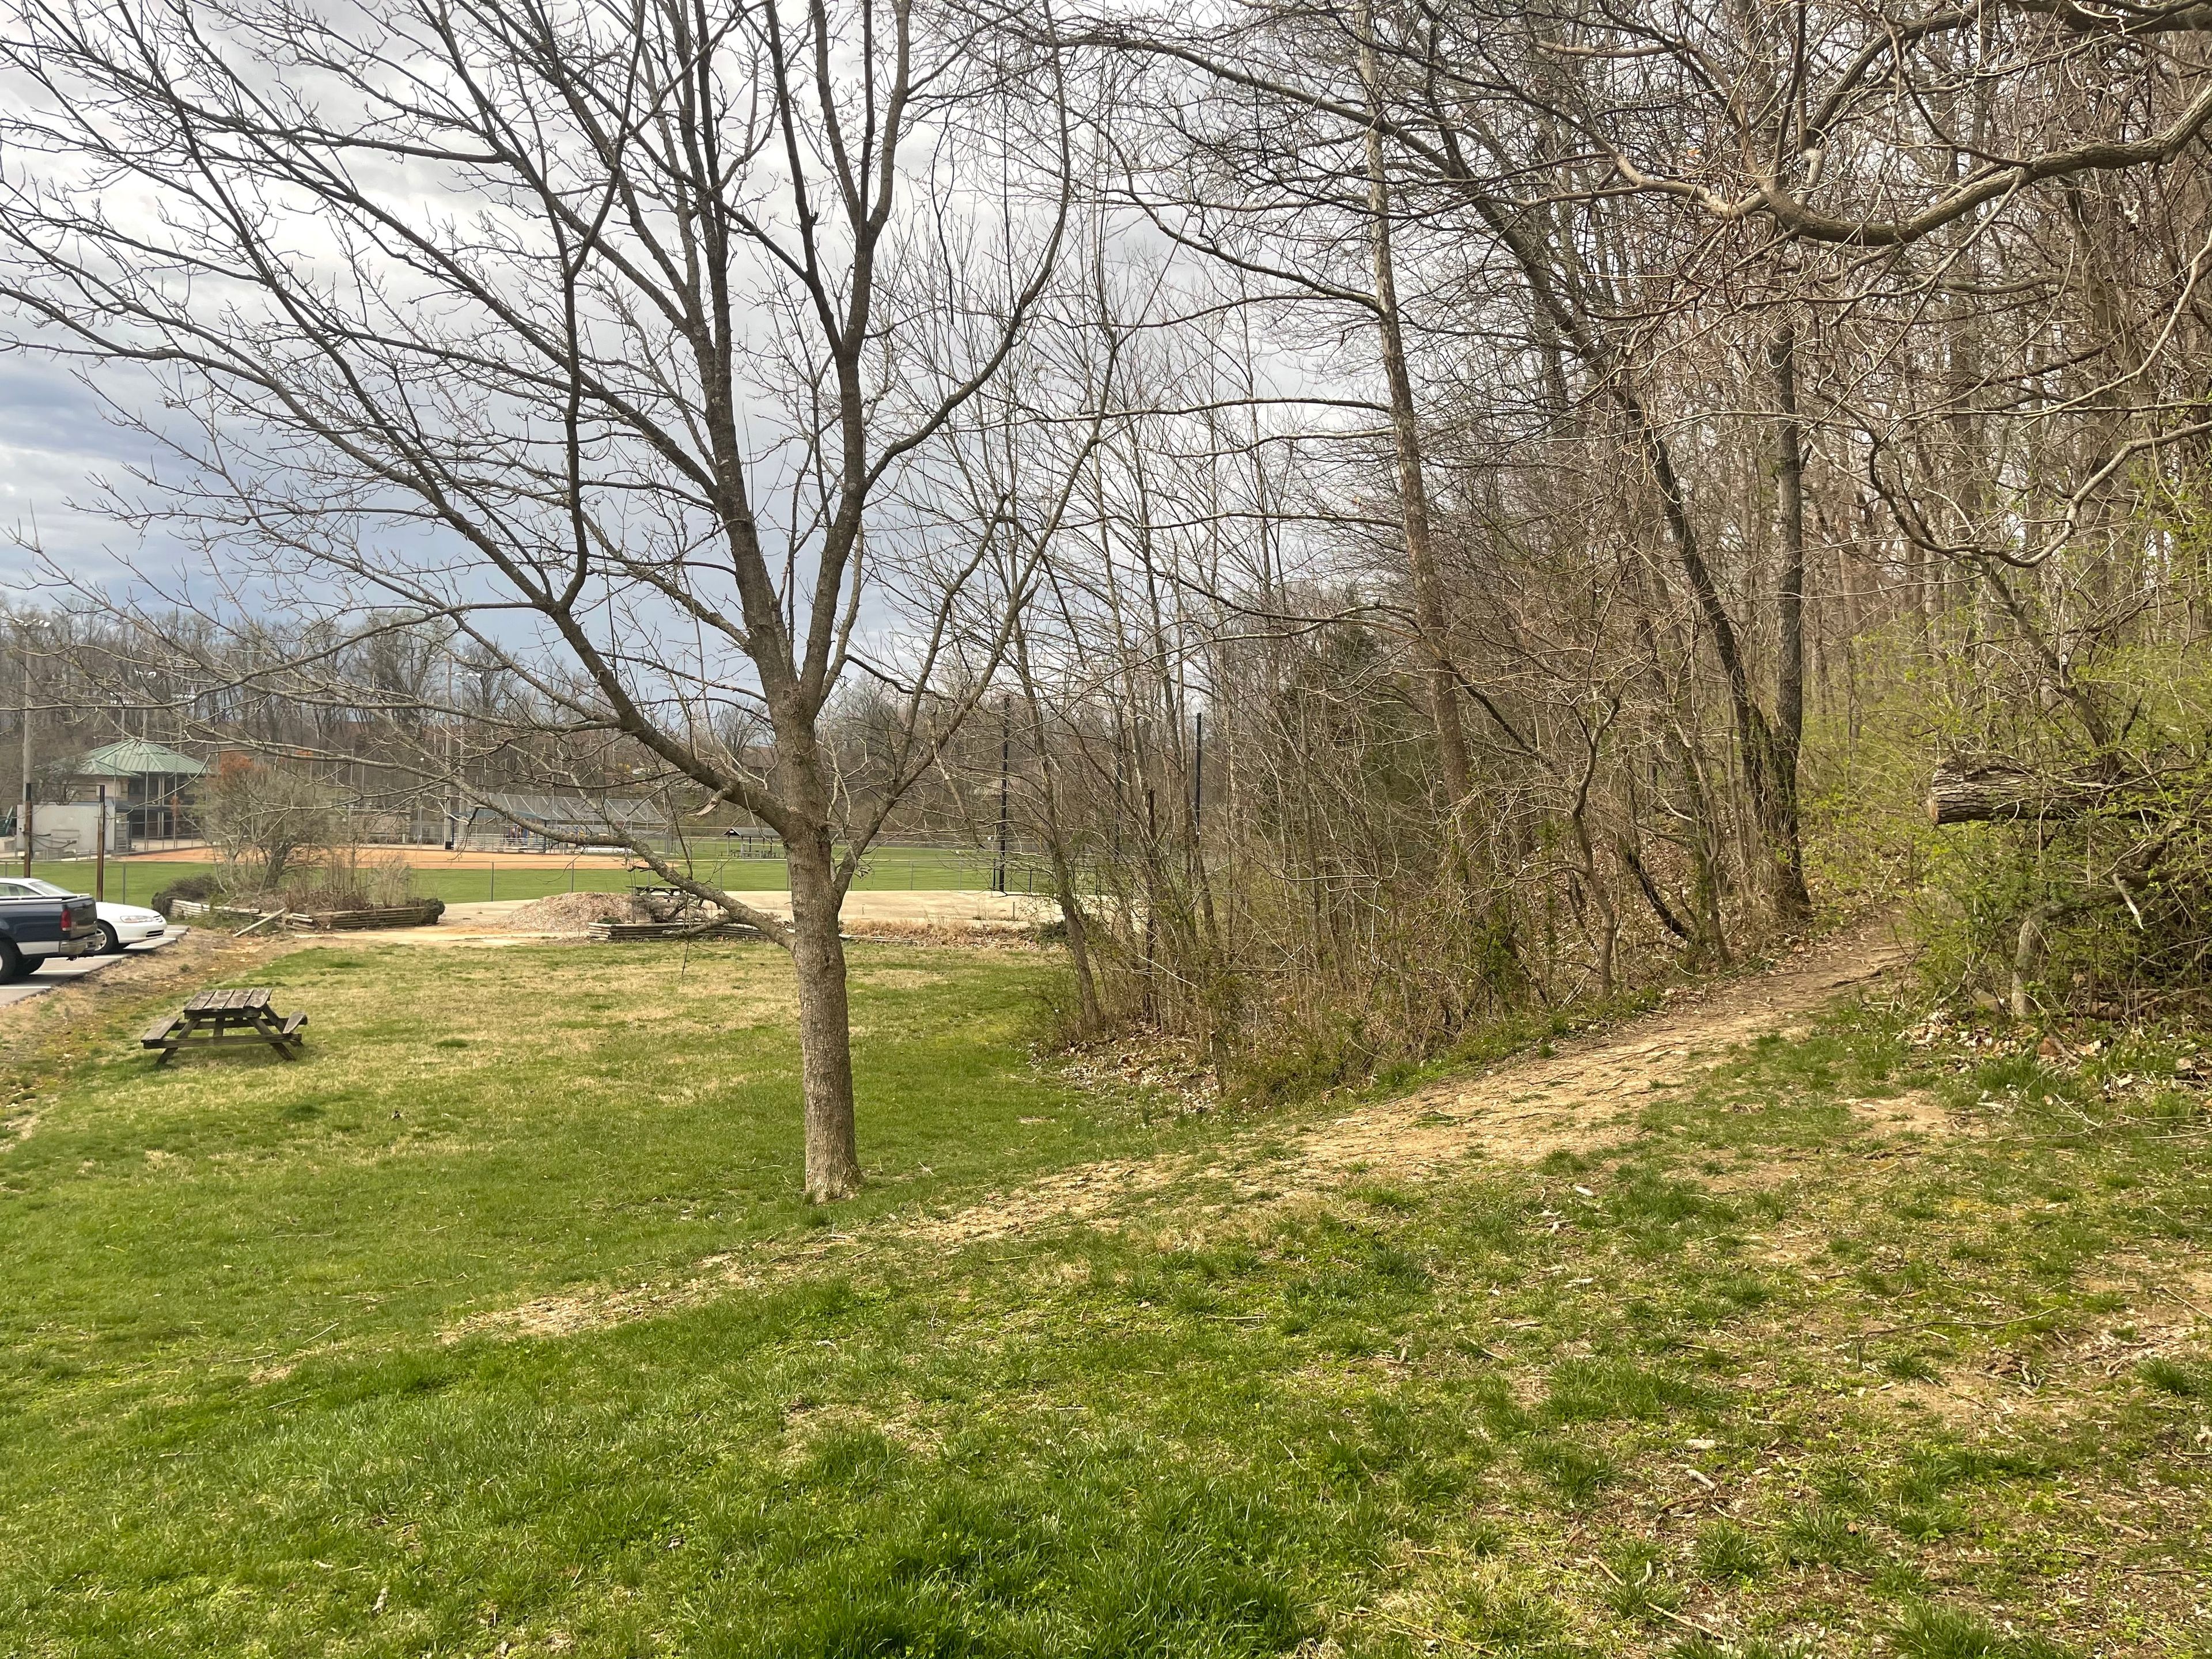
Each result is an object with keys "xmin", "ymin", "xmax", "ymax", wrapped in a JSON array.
[
  {"xmin": 994, "ymin": 696, "xmax": 1010, "ymax": 895},
  {"xmin": 444, "ymin": 657, "xmax": 458, "ymax": 850},
  {"xmin": 18, "ymin": 633, "xmax": 31, "ymax": 876}
]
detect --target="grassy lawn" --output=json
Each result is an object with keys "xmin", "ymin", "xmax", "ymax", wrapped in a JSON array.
[
  {"xmin": 2, "ymin": 945, "xmax": 2209, "ymax": 1656},
  {"xmin": 29, "ymin": 846, "xmax": 1052, "ymax": 907}
]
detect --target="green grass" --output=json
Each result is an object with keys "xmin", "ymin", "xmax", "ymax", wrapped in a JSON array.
[
  {"xmin": 3, "ymin": 947, "xmax": 2210, "ymax": 1654},
  {"xmin": 29, "ymin": 844, "xmax": 1055, "ymax": 906}
]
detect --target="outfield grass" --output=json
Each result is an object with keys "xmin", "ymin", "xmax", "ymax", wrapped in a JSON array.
[
  {"xmin": 28, "ymin": 846, "xmax": 1056, "ymax": 907},
  {"xmin": 2, "ymin": 945, "xmax": 2209, "ymax": 1655}
]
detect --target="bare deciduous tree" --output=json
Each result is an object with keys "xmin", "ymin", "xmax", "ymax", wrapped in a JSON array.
[{"xmin": 0, "ymin": 0, "xmax": 1071, "ymax": 1198}]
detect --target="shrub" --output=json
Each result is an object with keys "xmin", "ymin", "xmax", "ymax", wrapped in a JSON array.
[
  {"xmin": 270, "ymin": 849, "xmax": 431, "ymax": 915},
  {"xmin": 149, "ymin": 874, "xmax": 224, "ymax": 918},
  {"xmin": 203, "ymin": 753, "xmax": 342, "ymax": 889}
]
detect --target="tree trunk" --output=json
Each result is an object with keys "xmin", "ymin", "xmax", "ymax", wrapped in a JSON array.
[
  {"xmin": 1056, "ymin": 866, "xmax": 1104, "ymax": 1032},
  {"xmin": 1767, "ymin": 323, "xmax": 1813, "ymax": 921},
  {"xmin": 786, "ymin": 829, "xmax": 862, "ymax": 1202},
  {"xmin": 1359, "ymin": 10, "xmax": 1473, "ymax": 824},
  {"xmin": 2011, "ymin": 901, "xmax": 2069, "ymax": 1020}
]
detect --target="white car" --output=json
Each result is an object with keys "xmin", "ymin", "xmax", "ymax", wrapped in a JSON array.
[{"xmin": 0, "ymin": 877, "xmax": 168, "ymax": 955}]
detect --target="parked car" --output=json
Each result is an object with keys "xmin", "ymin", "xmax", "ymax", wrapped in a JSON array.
[
  {"xmin": 0, "ymin": 878, "xmax": 99, "ymax": 982},
  {"xmin": 0, "ymin": 877, "xmax": 165, "ymax": 957}
]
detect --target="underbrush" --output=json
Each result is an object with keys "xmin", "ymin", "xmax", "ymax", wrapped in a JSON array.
[
  {"xmin": 1051, "ymin": 891, "xmax": 1727, "ymax": 1116},
  {"xmin": 1804, "ymin": 615, "xmax": 2212, "ymax": 1026},
  {"xmin": 1911, "ymin": 766, "xmax": 2212, "ymax": 1021},
  {"xmin": 152, "ymin": 847, "xmax": 433, "ymax": 919}
]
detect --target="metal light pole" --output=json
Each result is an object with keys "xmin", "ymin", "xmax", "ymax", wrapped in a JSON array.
[{"xmin": 94, "ymin": 783, "xmax": 107, "ymax": 903}]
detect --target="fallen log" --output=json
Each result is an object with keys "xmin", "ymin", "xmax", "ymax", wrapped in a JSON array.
[{"xmin": 1925, "ymin": 755, "xmax": 2121, "ymax": 826}]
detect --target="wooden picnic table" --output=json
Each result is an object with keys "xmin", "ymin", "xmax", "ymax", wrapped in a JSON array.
[{"xmin": 140, "ymin": 988, "xmax": 307, "ymax": 1065}]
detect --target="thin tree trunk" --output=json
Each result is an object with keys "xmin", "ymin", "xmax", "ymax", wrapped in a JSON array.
[
  {"xmin": 786, "ymin": 828, "xmax": 861, "ymax": 1202},
  {"xmin": 1013, "ymin": 625, "xmax": 1103, "ymax": 1031},
  {"xmin": 1359, "ymin": 10, "xmax": 1472, "ymax": 823},
  {"xmin": 1768, "ymin": 323, "xmax": 1813, "ymax": 921}
]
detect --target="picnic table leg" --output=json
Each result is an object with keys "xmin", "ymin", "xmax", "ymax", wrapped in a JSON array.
[{"xmin": 252, "ymin": 1009, "xmax": 301, "ymax": 1059}]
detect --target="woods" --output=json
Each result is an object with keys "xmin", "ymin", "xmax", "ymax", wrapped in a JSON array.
[{"xmin": 7, "ymin": 0, "xmax": 2212, "ymax": 1177}]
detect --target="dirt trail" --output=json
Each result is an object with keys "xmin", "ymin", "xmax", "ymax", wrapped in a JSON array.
[
  {"xmin": 1294, "ymin": 917, "xmax": 1909, "ymax": 1172},
  {"xmin": 920, "ymin": 918, "xmax": 1911, "ymax": 1245}
]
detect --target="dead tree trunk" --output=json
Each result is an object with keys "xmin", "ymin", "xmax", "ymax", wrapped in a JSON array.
[{"xmin": 1926, "ymin": 756, "xmax": 2121, "ymax": 825}]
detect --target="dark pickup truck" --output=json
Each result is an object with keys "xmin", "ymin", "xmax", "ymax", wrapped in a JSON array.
[{"xmin": 0, "ymin": 883, "xmax": 99, "ymax": 982}]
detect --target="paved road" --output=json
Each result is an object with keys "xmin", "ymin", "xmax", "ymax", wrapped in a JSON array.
[{"xmin": 0, "ymin": 935, "xmax": 185, "ymax": 1006}]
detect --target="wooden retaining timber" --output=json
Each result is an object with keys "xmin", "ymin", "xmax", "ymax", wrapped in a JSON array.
[
  {"xmin": 288, "ymin": 900, "xmax": 446, "ymax": 931},
  {"xmin": 587, "ymin": 918, "xmax": 764, "ymax": 942}
]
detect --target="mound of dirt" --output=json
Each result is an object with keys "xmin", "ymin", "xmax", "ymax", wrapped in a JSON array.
[{"xmin": 503, "ymin": 891, "xmax": 656, "ymax": 931}]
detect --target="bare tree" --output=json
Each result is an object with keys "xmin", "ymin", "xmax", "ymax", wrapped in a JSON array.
[
  {"xmin": 202, "ymin": 752, "xmax": 338, "ymax": 891},
  {"xmin": 0, "ymin": 0, "xmax": 1071, "ymax": 1199}
]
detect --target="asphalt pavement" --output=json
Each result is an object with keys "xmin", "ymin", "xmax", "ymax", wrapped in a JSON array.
[{"xmin": 0, "ymin": 934, "xmax": 186, "ymax": 1007}]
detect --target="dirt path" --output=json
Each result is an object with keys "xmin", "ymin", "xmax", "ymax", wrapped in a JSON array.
[{"xmin": 919, "ymin": 917, "xmax": 1911, "ymax": 1246}]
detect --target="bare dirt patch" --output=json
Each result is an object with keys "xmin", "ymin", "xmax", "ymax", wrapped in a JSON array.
[
  {"xmin": 918, "ymin": 1156, "xmax": 1192, "ymax": 1247},
  {"xmin": 1844, "ymin": 1087, "xmax": 1958, "ymax": 1139},
  {"xmin": 445, "ymin": 1243, "xmax": 850, "ymax": 1343},
  {"xmin": 853, "ymin": 968, "xmax": 950, "ymax": 990}
]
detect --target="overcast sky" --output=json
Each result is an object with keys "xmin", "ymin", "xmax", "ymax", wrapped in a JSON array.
[{"xmin": 0, "ymin": 353, "xmax": 176, "ymax": 590}]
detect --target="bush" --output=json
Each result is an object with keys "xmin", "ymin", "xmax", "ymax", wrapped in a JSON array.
[
  {"xmin": 149, "ymin": 875, "xmax": 224, "ymax": 919},
  {"xmin": 236, "ymin": 850, "xmax": 434, "ymax": 916},
  {"xmin": 203, "ymin": 754, "xmax": 340, "ymax": 889},
  {"xmin": 304, "ymin": 848, "xmax": 419, "ymax": 908}
]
